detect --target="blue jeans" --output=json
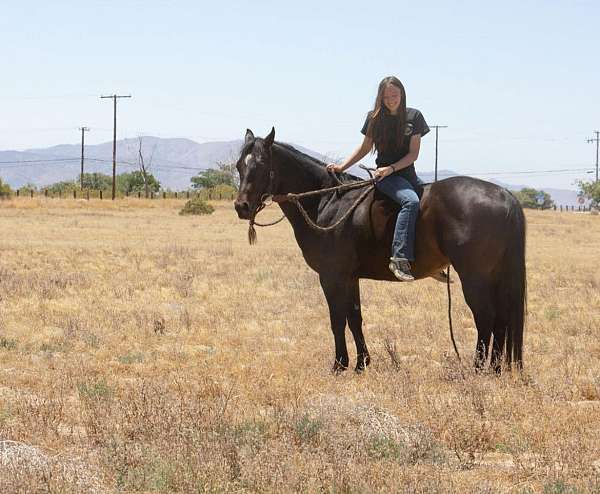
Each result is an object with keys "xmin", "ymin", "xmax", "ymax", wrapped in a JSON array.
[{"xmin": 375, "ymin": 174, "xmax": 422, "ymax": 262}]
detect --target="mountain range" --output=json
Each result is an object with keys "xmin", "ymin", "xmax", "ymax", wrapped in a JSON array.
[{"xmin": 0, "ymin": 136, "xmax": 583, "ymax": 206}]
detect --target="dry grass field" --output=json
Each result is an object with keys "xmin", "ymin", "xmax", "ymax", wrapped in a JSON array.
[{"xmin": 0, "ymin": 197, "xmax": 599, "ymax": 493}]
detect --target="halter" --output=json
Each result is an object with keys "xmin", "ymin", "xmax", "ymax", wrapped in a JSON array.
[{"xmin": 247, "ymin": 149, "xmax": 278, "ymax": 244}]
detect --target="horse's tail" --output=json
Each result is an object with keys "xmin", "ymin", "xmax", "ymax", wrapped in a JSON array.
[{"xmin": 499, "ymin": 197, "xmax": 527, "ymax": 369}]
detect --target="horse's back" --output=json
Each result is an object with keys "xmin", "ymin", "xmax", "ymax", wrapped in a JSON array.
[{"xmin": 351, "ymin": 175, "xmax": 522, "ymax": 280}]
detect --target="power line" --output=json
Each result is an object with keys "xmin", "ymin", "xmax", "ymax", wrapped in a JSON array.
[
  {"xmin": 79, "ymin": 127, "xmax": 90, "ymax": 189},
  {"xmin": 430, "ymin": 125, "xmax": 448, "ymax": 182},
  {"xmin": 101, "ymin": 94, "xmax": 132, "ymax": 199},
  {"xmin": 0, "ymin": 157, "xmax": 80, "ymax": 164},
  {"xmin": 586, "ymin": 131, "xmax": 599, "ymax": 183}
]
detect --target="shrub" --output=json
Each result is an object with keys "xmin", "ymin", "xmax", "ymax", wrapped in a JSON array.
[
  {"xmin": 0, "ymin": 177, "xmax": 13, "ymax": 198},
  {"xmin": 179, "ymin": 197, "xmax": 215, "ymax": 216}
]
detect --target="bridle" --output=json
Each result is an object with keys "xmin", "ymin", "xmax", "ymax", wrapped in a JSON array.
[{"xmin": 246, "ymin": 148, "xmax": 283, "ymax": 244}]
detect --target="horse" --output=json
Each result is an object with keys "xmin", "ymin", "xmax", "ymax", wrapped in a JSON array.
[{"xmin": 234, "ymin": 128, "xmax": 526, "ymax": 374}]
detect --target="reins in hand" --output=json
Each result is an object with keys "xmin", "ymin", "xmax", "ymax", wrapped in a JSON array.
[{"xmin": 247, "ymin": 177, "xmax": 376, "ymax": 244}]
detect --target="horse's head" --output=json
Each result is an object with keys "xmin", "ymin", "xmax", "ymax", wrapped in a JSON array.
[{"xmin": 234, "ymin": 127, "xmax": 276, "ymax": 220}]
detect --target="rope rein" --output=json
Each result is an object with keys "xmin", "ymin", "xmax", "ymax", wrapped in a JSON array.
[
  {"xmin": 447, "ymin": 265, "xmax": 461, "ymax": 362},
  {"xmin": 248, "ymin": 177, "xmax": 376, "ymax": 243},
  {"xmin": 288, "ymin": 185, "xmax": 374, "ymax": 232}
]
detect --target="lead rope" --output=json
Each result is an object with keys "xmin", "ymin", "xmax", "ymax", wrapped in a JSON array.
[
  {"xmin": 247, "ymin": 178, "xmax": 376, "ymax": 244},
  {"xmin": 248, "ymin": 214, "xmax": 286, "ymax": 244},
  {"xmin": 289, "ymin": 185, "xmax": 374, "ymax": 232},
  {"xmin": 447, "ymin": 265, "xmax": 461, "ymax": 362}
]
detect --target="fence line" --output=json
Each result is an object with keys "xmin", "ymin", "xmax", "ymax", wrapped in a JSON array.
[
  {"xmin": 4, "ymin": 189, "xmax": 597, "ymax": 212},
  {"xmin": 9, "ymin": 189, "xmax": 237, "ymax": 201}
]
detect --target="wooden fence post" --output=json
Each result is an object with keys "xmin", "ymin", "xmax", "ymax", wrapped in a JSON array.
[
  {"xmin": 100, "ymin": 190, "xmax": 103, "ymax": 200},
  {"xmin": 30, "ymin": 190, "xmax": 34, "ymax": 198}
]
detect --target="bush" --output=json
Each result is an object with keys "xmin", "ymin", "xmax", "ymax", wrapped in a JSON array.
[
  {"xmin": 0, "ymin": 177, "xmax": 13, "ymax": 198},
  {"xmin": 179, "ymin": 197, "xmax": 214, "ymax": 216},
  {"xmin": 514, "ymin": 187, "xmax": 554, "ymax": 209}
]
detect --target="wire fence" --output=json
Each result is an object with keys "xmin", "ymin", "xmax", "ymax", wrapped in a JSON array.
[
  {"xmin": 548, "ymin": 204, "xmax": 597, "ymax": 212},
  {"xmin": 7, "ymin": 189, "xmax": 237, "ymax": 201},
  {"xmin": 3, "ymin": 188, "xmax": 597, "ymax": 213}
]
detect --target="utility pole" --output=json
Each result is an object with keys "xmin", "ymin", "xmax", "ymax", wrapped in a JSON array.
[
  {"xmin": 430, "ymin": 125, "xmax": 448, "ymax": 182},
  {"xmin": 586, "ymin": 131, "xmax": 599, "ymax": 183},
  {"xmin": 100, "ymin": 94, "xmax": 132, "ymax": 199},
  {"xmin": 79, "ymin": 127, "xmax": 90, "ymax": 190}
]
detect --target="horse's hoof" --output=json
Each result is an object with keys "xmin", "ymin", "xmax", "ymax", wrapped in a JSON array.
[
  {"xmin": 355, "ymin": 354, "xmax": 371, "ymax": 373},
  {"xmin": 332, "ymin": 360, "xmax": 348, "ymax": 374}
]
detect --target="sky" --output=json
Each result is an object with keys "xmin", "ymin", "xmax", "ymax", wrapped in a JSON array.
[{"xmin": 1, "ymin": 0, "xmax": 599, "ymax": 189}]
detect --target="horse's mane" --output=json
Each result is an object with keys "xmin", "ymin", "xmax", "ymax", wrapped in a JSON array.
[{"xmin": 274, "ymin": 141, "xmax": 362, "ymax": 183}]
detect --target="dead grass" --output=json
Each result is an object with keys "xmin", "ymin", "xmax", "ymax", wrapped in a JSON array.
[{"xmin": 0, "ymin": 198, "xmax": 599, "ymax": 492}]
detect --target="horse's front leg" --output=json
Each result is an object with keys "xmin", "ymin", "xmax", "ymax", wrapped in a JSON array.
[
  {"xmin": 319, "ymin": 274, "xmax": 350, "ymax": 373},
  {"xmin": 347, "ymin": 278, "xmax": 370, "ymax": 372}
]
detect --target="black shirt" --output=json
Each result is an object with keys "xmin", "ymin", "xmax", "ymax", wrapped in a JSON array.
[{"xmin": 360, "ymin": 107, "xmax": 429, "ymax": 182}]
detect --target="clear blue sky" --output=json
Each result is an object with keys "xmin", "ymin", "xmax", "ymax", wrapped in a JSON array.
[{"xmin": 1, "ymin": 0, "xmax": 599, "ymax": 188}]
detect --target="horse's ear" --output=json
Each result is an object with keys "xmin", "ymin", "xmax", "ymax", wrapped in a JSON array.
[
  {"xmin": 245, "ymin": 129, "xmax": 255, "ymax": 144},
  {"xmin": 264, "ymin": 127, "xmax": 275, "ymax": 148}
]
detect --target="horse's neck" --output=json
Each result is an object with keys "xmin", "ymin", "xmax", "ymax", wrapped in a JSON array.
[
  {"xmin": 272, "ymin": 144, "xmax": 333, "ymax": 240},
  {"xmin": 272, "ymin": 144, "xmax": 331, "ymax": 195}
]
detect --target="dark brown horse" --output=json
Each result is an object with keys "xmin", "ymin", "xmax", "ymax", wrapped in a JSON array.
[{"xmin": 234, "ymin": 128, "xmax": 526, "ymax": 373}]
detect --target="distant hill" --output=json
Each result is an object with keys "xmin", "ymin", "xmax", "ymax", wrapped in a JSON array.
[
  {"xmin": 0, "ymin": 137, "xmax": 246, "ymax": 191},
  {"xmin": 0, "ymin": 137, "xmax": 582, "ymax": 206}
]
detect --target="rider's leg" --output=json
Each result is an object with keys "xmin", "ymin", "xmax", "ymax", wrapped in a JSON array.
[{"xmin": 375, "ymin": 174, "xmax": 420, "ymax": 280}]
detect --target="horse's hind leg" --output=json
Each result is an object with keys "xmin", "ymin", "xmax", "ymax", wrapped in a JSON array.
[
  {"xmin": 491, "ymin": 312, "xmax": 508, "ymax": 374},
  {"xmin": 347, "ymin": 279, "xmax": 370, "ymax": 372},
  {"xmin": 319, "ymin": 274, "xmax": 350, "ymax": 372},
  {"xmin": 460, "ymin": 277, "xmax": 496, "ymax": 371}
]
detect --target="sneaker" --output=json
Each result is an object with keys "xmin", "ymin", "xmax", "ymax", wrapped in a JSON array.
[{"xmin": 389, "ymin": 258, "xmax": 415, "ymax": 282}]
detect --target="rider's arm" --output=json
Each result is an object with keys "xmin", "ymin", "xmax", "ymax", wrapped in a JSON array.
[
  {"xmin": 338, "ymin": 135, "xmax": 373, "ymax": 171},
  {"xmin": 390, "ymin": 134, "xmax": 421, "ymax": 172}
]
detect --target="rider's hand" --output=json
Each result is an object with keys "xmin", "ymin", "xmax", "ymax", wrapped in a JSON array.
[
  {"xmin": 326, "ymin": 163, "xmax": 343, "ymax": 173},
  {"xmin": 374, "ymin": 166, "xmax": 394, "ymax": 180}
]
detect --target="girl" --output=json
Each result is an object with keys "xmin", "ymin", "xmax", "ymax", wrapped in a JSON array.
[{"xmin": 327, "ymin": 76, "xmax": 429, "ymax": 281}]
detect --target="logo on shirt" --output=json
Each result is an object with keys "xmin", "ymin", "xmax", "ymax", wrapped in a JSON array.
[{"xmin": 404, "ymin": 123, "xmax": 414, "ymax": 136}]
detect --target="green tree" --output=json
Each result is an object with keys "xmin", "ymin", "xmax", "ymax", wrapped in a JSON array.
[
  {"xmin": 20, "ymin": 183, "xmax": 38, "ymax": 194},
  {"xmin": 514, "ymin": 188, "xmax": 554, "ymax": 209},
  {"xmin": 117, "ymin": 171, "xmax": 160, "ymax": 195},
  {"xmin": 0, "ymin": 177, "xmax": 12, "ymax": 198},
  {"xmin": 80, "ymin": 172, "xmax": 113, "ymax": 191},
  {"xmin": 44, "ymin": 180, "xmax": 77, "ymax": 194},
  {"xmin": 577, "ymin": 180, "xmax": 600, "ymax": 208},
  {"xmin": 191, "ymin": 161, "xmax": 238, "ymax": 190}
]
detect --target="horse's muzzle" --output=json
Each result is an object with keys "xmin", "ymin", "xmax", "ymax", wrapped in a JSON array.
[{"xmin": 234, "ymin": 200, "xmax": 251, "ymax": 219}]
